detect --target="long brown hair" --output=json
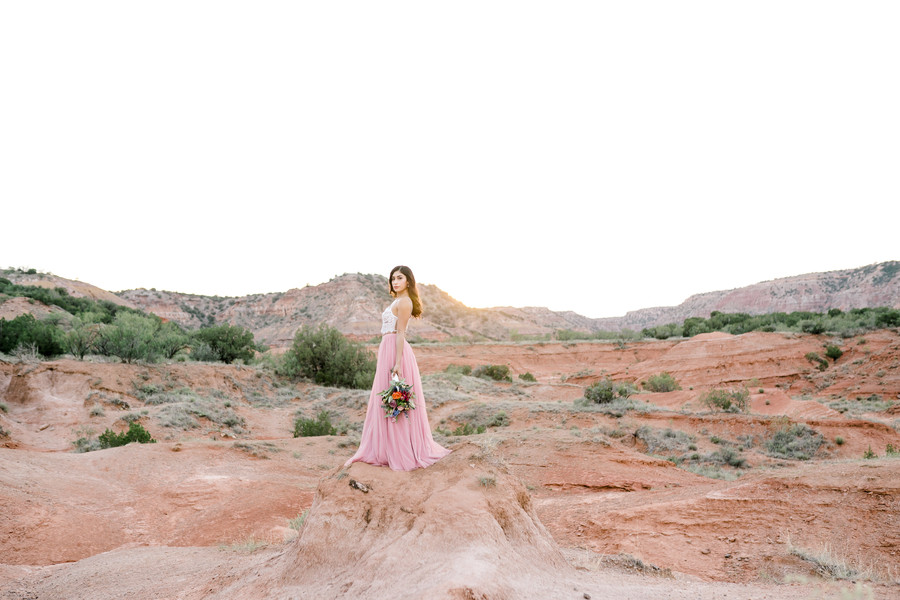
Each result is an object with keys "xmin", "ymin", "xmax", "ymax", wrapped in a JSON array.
[{"xmin": 389, "ymin": 265, "xmax": 422, "ymax": 318}]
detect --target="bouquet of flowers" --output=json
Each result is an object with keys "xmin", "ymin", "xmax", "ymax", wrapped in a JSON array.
[{"xmin": 380, "ymin": 374, "xmax": 416, "ymax": 422}]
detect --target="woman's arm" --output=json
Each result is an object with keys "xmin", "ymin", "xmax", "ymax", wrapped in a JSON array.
[{"xmin": 392, "ymin": 297, "xmax": 413, "ymax": 377}]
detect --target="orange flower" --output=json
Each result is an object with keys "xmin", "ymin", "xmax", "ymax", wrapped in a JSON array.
[{"xmin": 392, "ymin": 391, "xmax": 402, "ymax": 400}]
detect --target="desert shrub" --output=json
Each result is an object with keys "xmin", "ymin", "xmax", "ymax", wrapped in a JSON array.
[
  {"xmin": 863, "ymin": 445, "xmax": 876, "ymax": 459},
  {"xmin": 487, "ymin": 411, "xmax": 510, "ymax": 427},
  {"xmin": 824, "ymin": 344, "xmax": 843, "ymax": 361},
  {"xmin": 0, "ymin": 314, "xmax": 65, "ymax": 357},
  {"xmin": 72, "ymin": 430, "xmax": 101, "ymax": 453},
  {"xmin": 626, "ymin": 306, "xmax": 900, "ymax": 340},
  {"xmin": 635, "ymin": 426, "xmax": 694, "ymax": 454},
  {"xmin": 451, "ymin": 422, "xmax": 486, "ymax": 436},
  {"xmin": 710, "ymin": 447, "xmax": 747, "ymax": 468},
  {"xmin": 444, "ymin": 364, "xmax": 473, "ymax": 376},
  {"xmin": 615, "ymin": 382, "xmax": 637, "ymax": 398},
  {"xmin": 805, "ymin": 352, "xmax": 829, "ymax": 371},
  {"xmin": 294, "ymin": 410, "xmax": 337, "ymax": 437},
  {"xmin": 189, "ymin": 341, "xmax": 220, "ymax": 362},
  {"xmin": 473, "ymin": 364, "xmax": 512, "ymax": 382},
  {"xmin": 764, "ymin": 423, "xmax": 825, "ymax": 460},
  {"xmin": 828, "ymin": 395, "xmax": 893, "ymax": 417},
  {"xmin": 95, "ymin": 313, "xmax": 160, "ymax": 363},
  {"xmin": 98, "ymin": 421, "xmax": 156, "ymax": 449},
  {"xmin": 700, "ymin": 388, "xmax": 749, "ymax": 413},
  {"xmin": 681, "ymin": 317, "xmax": 710, "ymax": 337},
  {"xmin": 584, "ymin": 379, "xmax": 616, "ymax": 404},
  {"xmin": 155, "ymin": 322, "xmax": 191, "ymax": 359},
  {"xmin": 0, "ymin": 279, "xmax": 143, "ymax": 324},
  {"xmin": 63, "ymin": 317, "xmax": 100, "ymax": 360},
  {"xmin": 572, "ymin": 395, "xmax": 657, "ymax": 417},
  {"xmin": 800, "ymin": 320, "xmax": 826, "ymax": 334},
  {"xmin": 875, "ymin": 309, "xmax": 900, "ymax": 327},
  {"xmin": 450, "ymin": 404, "xmax": 511, "ymax": 431},
  {"xmin": 157, "ymin": 404, "xmax": 201, "ymax": 429},
  {"xmin": 152, "ymin": 391, "xmax": 245, "ymax": 431},
  {"xmin": 191, "ymin": 324, "xmax": 257, "ymax": 364},
  {"xmin": 280, "ymin": 324, "xmax": 375, "ymax": 389},
  {"xmin": 518, "ymin": 372, "xmax": 536, "ymax": 382},
  {"xmin": 643, "ymin": 372, "xmax": 681, "ymax": 393},
  {"xmin": 584, "ymin": 379, "xmax": 635, "ymax": 404},
  {"xmin": 834, "ymin": 436, "xmax": 844, "ymax": 445},
  {"xmin": 641, "ymin": 323, "xmax": 682, "ymax": 340}
]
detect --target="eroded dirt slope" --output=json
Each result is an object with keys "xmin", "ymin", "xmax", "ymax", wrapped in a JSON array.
[{"xmin": 1, "ymin": 330, "xmax": 899, "ymax": 598}]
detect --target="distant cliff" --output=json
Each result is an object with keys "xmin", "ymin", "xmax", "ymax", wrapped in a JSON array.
[
  {"xmin": 591, "ymin": 261, "xmax": 900, "ymax": 332},
  {"xmin": 5, "ymin": 262, "xmax": 898, "ymax": 347}
]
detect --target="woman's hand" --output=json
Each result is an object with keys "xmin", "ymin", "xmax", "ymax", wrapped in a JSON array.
[{"xmin": 391, "ymin": 364, "xmax": 402, "ymax": 378}]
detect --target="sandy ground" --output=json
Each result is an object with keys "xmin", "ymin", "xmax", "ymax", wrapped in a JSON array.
[{"xmin": 2, "ymin": 330, "xmax": 900, "ymax": 598}]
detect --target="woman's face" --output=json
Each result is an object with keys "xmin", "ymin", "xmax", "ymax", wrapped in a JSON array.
[{"xmin": 391, "ymin": 271, "xmax": 408, "ymax": 293}]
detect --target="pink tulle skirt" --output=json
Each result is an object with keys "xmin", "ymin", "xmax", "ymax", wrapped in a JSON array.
[{"xmin": 345, "ymin": 333, "xmax": 450, "ymax": 471}]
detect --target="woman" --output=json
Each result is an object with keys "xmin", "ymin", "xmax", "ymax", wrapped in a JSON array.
[{"xmin": 345, "ymin": 266, "xmax": 450, "ymax": 471}]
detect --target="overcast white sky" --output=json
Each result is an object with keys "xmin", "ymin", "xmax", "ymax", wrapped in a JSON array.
[{"xmin": 1, "ymin": 2, "xmax": 897, "ymax": 319}]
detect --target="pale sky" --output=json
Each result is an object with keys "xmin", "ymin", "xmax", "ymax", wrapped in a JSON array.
[{"xmin": 2, "ymin": 2, "xmax": 897, "ymax": 319}]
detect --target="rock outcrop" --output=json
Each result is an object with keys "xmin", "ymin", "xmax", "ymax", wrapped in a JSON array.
[{"xmin": 244, "ymin": 442, "xmax": 575, "ymax": 599}]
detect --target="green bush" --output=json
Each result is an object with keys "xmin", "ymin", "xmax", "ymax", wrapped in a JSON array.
[
  {"xmin": 641, "ymin": 323, "xmax": 682, "ymax": 340},
  {"xmin": 63, "ymin": 317, "xmax": 99, "ymax": 360},
  {"xmin": 192, "ymin": 324, "xmax": 257, "ymax": 364},
  {"xmin": 293, "ymin": 410, "xmax": 337, "ymax": 437},
  {"xmin": 95, "ymin": 313, "xmax": 160, "ymax": 363},
  {"xmin": 824, "ymin": 344, "xmax": 843, "ymax": 361},
  {"xmin": 585, "ymin": 379, "xmax": 616, "ymax": 403},
  {"xmin": 473, "ymin": 364, "xmax": 512, "ymax": 382},
  {"xmin": 97, "ymin": 421, "xmax": 156, "ymax": 449},
  {"xmin": 700, "ymin": 388, "xmax": 749, "ymax": 413},
  {"xmin": 518, "ymin": 372, "xmax": 536, "ymax": 382},
  {"xmin": 444, "ymin": 364, "xmax": 473, "ymax": 376},
  {"xmin": 280, "ymin": 324, "xmax": 375, "ymax": 389},
  {"xmin": 0, "ymin": 279, "xmax": 142, "ymax": 325},
  {"xmin": 155, "ymin": 322, "xmax": 191, "ymax": 360},
  {"xmin": 629, "ymin": 306, "xmax": 900, "ymax": 340},
  {"xmin": 0, "ymin": 314, "xmax": 65, "ymax": 357},
  {"xmin": 188, "ymin": 341, "xmax": 220, "ymax": 362},
  {"xmin": 800, "ymin": 320, "xmax": 826, "ymax": 335},
  {"xmin": 584, "ymin": 378, "xmax": 636, "ymax": 404},
  {"xmin": 875, "ymin": 309, "xmax": 900, "ymax": 327},
  {"xmin": 643, "ymin": 372, "xmax": 681, "ymax": 393}
]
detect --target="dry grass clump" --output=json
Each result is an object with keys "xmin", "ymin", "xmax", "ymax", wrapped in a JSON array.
[
  {"xmin": 786, "ymin": 536, "xmax": 894, "ymax": 584},
  {"xmin": 635, "ymin": 426, "xmax": 694, "ymax": 454},
  {"xmin": 233, "ymin": 441, "xmax": 281, "ymax": 459},
  {"xmin": 764, "ymin": 421, "xmax": 825, "ymax": 460},
  {"xmin": 597, "ymin": 553, "xmax": 673, "ymax": 578}
]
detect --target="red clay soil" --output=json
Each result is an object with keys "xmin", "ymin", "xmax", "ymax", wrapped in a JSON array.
[{"xmin": 2, "ymin": 329, "xmax": 900, "ymax": 598}]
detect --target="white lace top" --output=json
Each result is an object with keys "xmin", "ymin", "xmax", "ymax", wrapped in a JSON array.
[{"xmin": 381, "ymin": 299, "xmax": 400, "ymax": 335}]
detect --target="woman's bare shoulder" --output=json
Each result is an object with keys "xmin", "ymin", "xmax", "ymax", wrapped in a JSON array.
[{"xmin": 396, "ymin": 296, "xmax": 413, "ymax": 311}]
